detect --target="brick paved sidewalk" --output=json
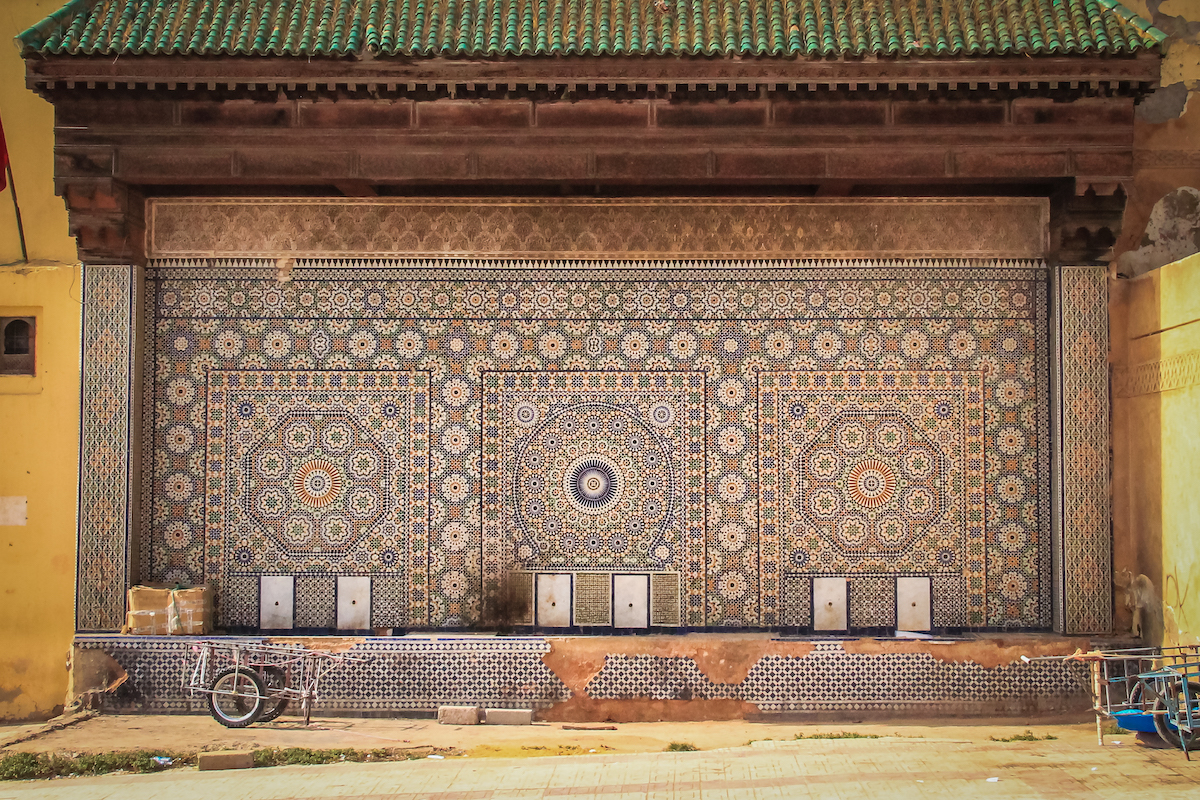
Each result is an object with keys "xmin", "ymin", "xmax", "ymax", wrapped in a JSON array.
[{"xmin": 3, "ymin": 729, "xmax": 1200, "ymax": 799}]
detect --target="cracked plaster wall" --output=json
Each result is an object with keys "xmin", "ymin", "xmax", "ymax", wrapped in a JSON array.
[
  {"xmin": 1116, "ymin": 1, "xmax": 1200, "ymax": 270},
  {"xmin": 1110, "ymin": 3, "xmax": 1200, "ymax": 650}
]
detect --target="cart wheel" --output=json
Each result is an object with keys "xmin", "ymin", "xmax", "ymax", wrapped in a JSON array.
[
  {"xmin": 1152, "ymin": 681, "xmax": 1200, "ymax": 751},
  {"xmin": 208, "ymin": 667, "xmax": 266, "ymax": 728},
  {"xmin": 256, "ymin": 666, "xmax": 291, "ymax": 723}
]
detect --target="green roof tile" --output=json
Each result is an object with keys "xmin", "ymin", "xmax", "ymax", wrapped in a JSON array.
[{"xmin": 16, "ymin": 0, "xmax": 1166, "ymax": 58}]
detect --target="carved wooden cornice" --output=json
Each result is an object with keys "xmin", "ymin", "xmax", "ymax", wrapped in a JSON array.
[{"xmin": 25, "ymin": 54, "xmax": 1161, "ymax": 98}]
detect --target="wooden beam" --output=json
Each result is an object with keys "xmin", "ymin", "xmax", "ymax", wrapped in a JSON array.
[
  {"xmin": 815, "ymin": 181, "xmax": 855, "ymax": 197},
  {"xmin": 334, "ymin": 180, "xmax": 377, "ymax": 197}
]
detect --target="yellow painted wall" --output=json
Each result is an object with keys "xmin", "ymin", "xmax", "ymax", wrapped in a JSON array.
[
  {"xmin": 1, "ymin": 0, "xmax": 82, "ymax": 721},
  {"xmin": 1109, "ymin": 4, "xmax": 1200, "ymax": 645},
  {"xmin": 1113, "ymin": 253, "xmax": 1200, "ymax": 646}
]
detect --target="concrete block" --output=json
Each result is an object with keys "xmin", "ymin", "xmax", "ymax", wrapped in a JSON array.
[
  {"xmin": 197, "ymin": 750, "xmax": 254, "ymax": 771},
  {"xmin": 483, "ymin": 708, "xmax": 533, "ymax": 725},
  {"xmin": 438, "ymin": 705, "xmax": 482, "ymax": 725}
]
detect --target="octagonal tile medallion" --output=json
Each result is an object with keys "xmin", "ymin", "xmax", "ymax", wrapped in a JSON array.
[
  {"xmin": 205, "ymin": 370, "xmax": 429, "ymax": 626},
  {"xmin": 759, "ymin": 370, "xmax": 985, "ymax": 624}
]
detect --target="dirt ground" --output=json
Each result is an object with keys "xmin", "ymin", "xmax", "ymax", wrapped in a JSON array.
[{"xmin": 0, "ymin": 711, "xmax": 1138, "ymax": 760}]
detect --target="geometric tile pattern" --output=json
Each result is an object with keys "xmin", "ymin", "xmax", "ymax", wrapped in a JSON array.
[
  {"xmin": 759, "ymin": 370, "xmax": 986, "ymax": 624},
  {"xmin": 371, "ymin": 576, "xmax": 407, "ymax": 628},
  {"xmin": 204, "ymin": 370, "xmax": 429, "ymax": 627},
  {"xmin": 77, "ymin": 265, "xmax": 137, "ymax": 631},
  {"xmin": 585, "ymin": 642, "xmax": 1088, "ymax": 710},
  {"xmin": 781, "ymin": 574, "xmax": 812, "ymax": 626},
  {"xmin": 1060, "ymin": 265, "xmax": 1111, "ymax": 634},
  {"xmin": 850, "ymin": 576, "xmax": 898, "ymax": 628},
  {"xmin": 77, "ymin": 635, "xmax": 570, "ymax": 713},
  {"xmin": 78, "ymin": 634, "xmax": 1087, "ymax": 714},
  {"xmin": 573, "ymin": 574, "xmax": 612, "ymax": 626},
  {"xmin": 481, "ymin": 370, "xmax": 704, "ymax": 624},
  {"xmin": 295, "ymin": 575, "xmax": 336, "ymax": 628},
  {"xmin": 650, "ymin": 573, "xmax": 682, "ymax": 626},
  {"xmin": 142, "ymin": 261, "xmax": 1051, "ymax": 629},
  {"xmin": 224, "ymin": 575, "xmax": 259, "ymax": 627},
  {"xmin": 931, "ymin": 574, "xmax": 968, "ymax": 627}
]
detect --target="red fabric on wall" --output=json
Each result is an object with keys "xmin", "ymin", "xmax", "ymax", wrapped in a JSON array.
[{"xmin": 0, "ymin": 112, "xmax": 9, "ymax": 191}]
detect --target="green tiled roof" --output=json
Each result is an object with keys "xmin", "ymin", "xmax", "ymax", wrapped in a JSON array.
[{"xmin": 17, "ymin": 0, "xmax": 1165, "ymax": 58}]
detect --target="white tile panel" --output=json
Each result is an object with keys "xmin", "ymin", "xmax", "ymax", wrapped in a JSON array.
[
  {"xmin": 813, "ymin": 577, "xmax": 847, "ymax": 631},
  {"xmin": 337, "ymin": 576, "xmax": 372, "ymax": 630},
  {"xmin": 259, "ymin": 576, "xmax": 294, "ymax": 629},
  {"xmin": 536, "ymin": 574, "xmax": 571, "ymax": 627},
  {"xmin": 613, "ymin": 575, "xmax": 649, "ymax": 628},
  {"xmin": 897, "ymin": 577, "xmax": 932, "ymax": 632}
]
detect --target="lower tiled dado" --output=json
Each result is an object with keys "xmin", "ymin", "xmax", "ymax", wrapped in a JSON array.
[{"xmin": 74, "ymin": 633, "xmax": 1091, "ymax": 719}]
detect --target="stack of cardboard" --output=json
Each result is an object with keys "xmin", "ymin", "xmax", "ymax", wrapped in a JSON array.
[{"xmin": 123, "ymin": 585, "xmax": 212, "ymax": 635}]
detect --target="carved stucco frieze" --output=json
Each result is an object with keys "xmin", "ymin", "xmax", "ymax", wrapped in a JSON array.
[{"xmin": 147, "ymin": 198, "xmax": 1049, "ymax": 260}]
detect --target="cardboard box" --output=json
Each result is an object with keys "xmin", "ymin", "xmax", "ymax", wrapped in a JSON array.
[
  {"xmin": 124, "ymin": 607, "xmax": 172, "ymax": 635},
  {"xmin": 124, "ymin": 585, "xmax": 213, "ymax": 635},
  {"xmin": 171, "ymin": 587, "xmax": 213, "ymax": 635}
]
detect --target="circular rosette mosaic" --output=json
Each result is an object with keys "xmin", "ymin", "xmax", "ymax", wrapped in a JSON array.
[
  {"xmin": 511, "ymin": 402, "xmax": 677, "ymax": 568},
  {"xmin": 244, "ymin": 411, "xmax": 394, "ymax": 555},
  {"xmin": 796, "ymin": 413, "xmax": 951, "ymax": 557}
]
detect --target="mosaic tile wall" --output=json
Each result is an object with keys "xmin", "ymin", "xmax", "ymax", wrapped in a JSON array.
[
  {"xmin": 585, "ymin": 644, "xmax": 1088, "ymax": 711},
  {"xmin": 1060, "ymin": 266, "xmax": 1111, "ymax": 635},
  {"xmin": 77, "ymin": 635, "xmax": 1087, "ymax": 715},
  {"xmin": 77, "ymin": 636, "xmax": 570, "ymax": 713},
  {"xmin": 141, "ymin": 260, "xmax": 1051, "ymax": 629},
  {"xmin": 78, "ymin": 265, "xmax": 138, "ymax": 631}
]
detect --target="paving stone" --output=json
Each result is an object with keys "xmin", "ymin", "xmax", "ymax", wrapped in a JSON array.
[
  {"xmin": 196, "ymin": 749, "xmax": 254, "ymax": 770},
  {"xmin": 483, "ymin": 708, "xmax": 533, "ymax": 725},
  {"xmin": 437, "ymin": 705, "xmax": 481, "ymax": 725}
]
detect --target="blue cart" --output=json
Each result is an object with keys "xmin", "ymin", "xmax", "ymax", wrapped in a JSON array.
[{"xmin": 1077, "ymin": 646, "xmax": 1200, "ymax": 758}]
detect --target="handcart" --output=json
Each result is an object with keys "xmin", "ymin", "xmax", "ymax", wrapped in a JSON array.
[
  {"xmin": 184, "ymin": 640, "xmax": 366, "ymax": 728},
  {"xmin": 1060, "ymin": 645, "xmax": 1200, "ymax": 758}
]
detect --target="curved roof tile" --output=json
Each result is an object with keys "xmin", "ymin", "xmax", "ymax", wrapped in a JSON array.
[{"xmin": 16, "ymin": 0, "xmax": 1165, "ymax": 58}]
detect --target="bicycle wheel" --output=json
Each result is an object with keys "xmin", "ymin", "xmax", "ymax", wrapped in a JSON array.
[
  {"xmin": 256, "ymin": 666, "xmax": 291, "ymax": 723},
  {"xmin": 1152, "ymin": 681, "xmax": 1200, "ymax": 751},
  {"xmin": 208, "ymin": 666, "xmax": 266, "ymax": 728}
]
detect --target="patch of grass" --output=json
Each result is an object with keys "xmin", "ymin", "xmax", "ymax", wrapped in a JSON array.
[
  {"xmin": 794, "ymin": 732, "xmax": 880, "ymax": 740},
  {"xmin": 0, "ymin": 753, "xmax": 47, "ymax": 781},
  {"xmin": 989, "ymin": 730, "xmax": 1057, "ymax": 742},
  {"xmin": 665, "ymin": 742, "xmax": 699, "ymax": 752},
  {"xmin": 251, "ymin": 747, "xmax": 452, "ymax": 767},
  {"xmin": 0, "ymin": 750, "xmax": 190, "ymax": 781}
]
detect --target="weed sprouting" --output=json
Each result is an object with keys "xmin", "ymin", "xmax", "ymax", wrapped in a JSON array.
[{"xmin": 989, "ymin": 730, "xmax": 1057, "ymax": 742}]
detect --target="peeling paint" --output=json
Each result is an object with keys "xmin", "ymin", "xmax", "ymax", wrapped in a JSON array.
[
  {"xmin": 840, "ymin": 636, "xmax": 1083, "ymax": 668},
  {"xmin": 264, "ymin": 637, "xmax": 364, "ymax": 653},
  {"xmin": 1138, "ymin": 82, "xmax": 1192, "ymax": 123},
  {"xmin": 1116, "ymin": 187, "xmax": 1200, "ymax": 276},
  {"xmin": 536, "ymin": 635, "xmax": 1086, "ymax": 721}
]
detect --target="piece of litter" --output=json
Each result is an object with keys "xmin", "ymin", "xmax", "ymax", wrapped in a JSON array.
[
  {"xmin": 151, "ymin": 757, "xmax": 173, "ymax": 766},
  {"xmin": 916, "ymin": 780, "xmax": 924, "ymax": 783},
  {"xmin": 986, "ymin": 777, "xmax": 999, "ymax": 782},
  {"xmin": 427, "ymin": 754, "xmax": 445, "ymax": 760},
  {"xmin": 1092, "ymin": 768, "xmax": 1098, "ymax": 772},
  {"xmin": 589, "ymin": 749, "xmax": 596, "ymax": 753},
  {"xmin": 1112, "ymin": 741, "xmax": 1122, "ymax": 745}
]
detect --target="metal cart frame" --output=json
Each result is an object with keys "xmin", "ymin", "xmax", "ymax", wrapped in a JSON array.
[
  {"xmin": 184, "ymin": 640, "xmax": 365, "ymax": 727},
  {"xmin": 1071, "ymin": 645, "xmax": 1200, "ymax": 758}
]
